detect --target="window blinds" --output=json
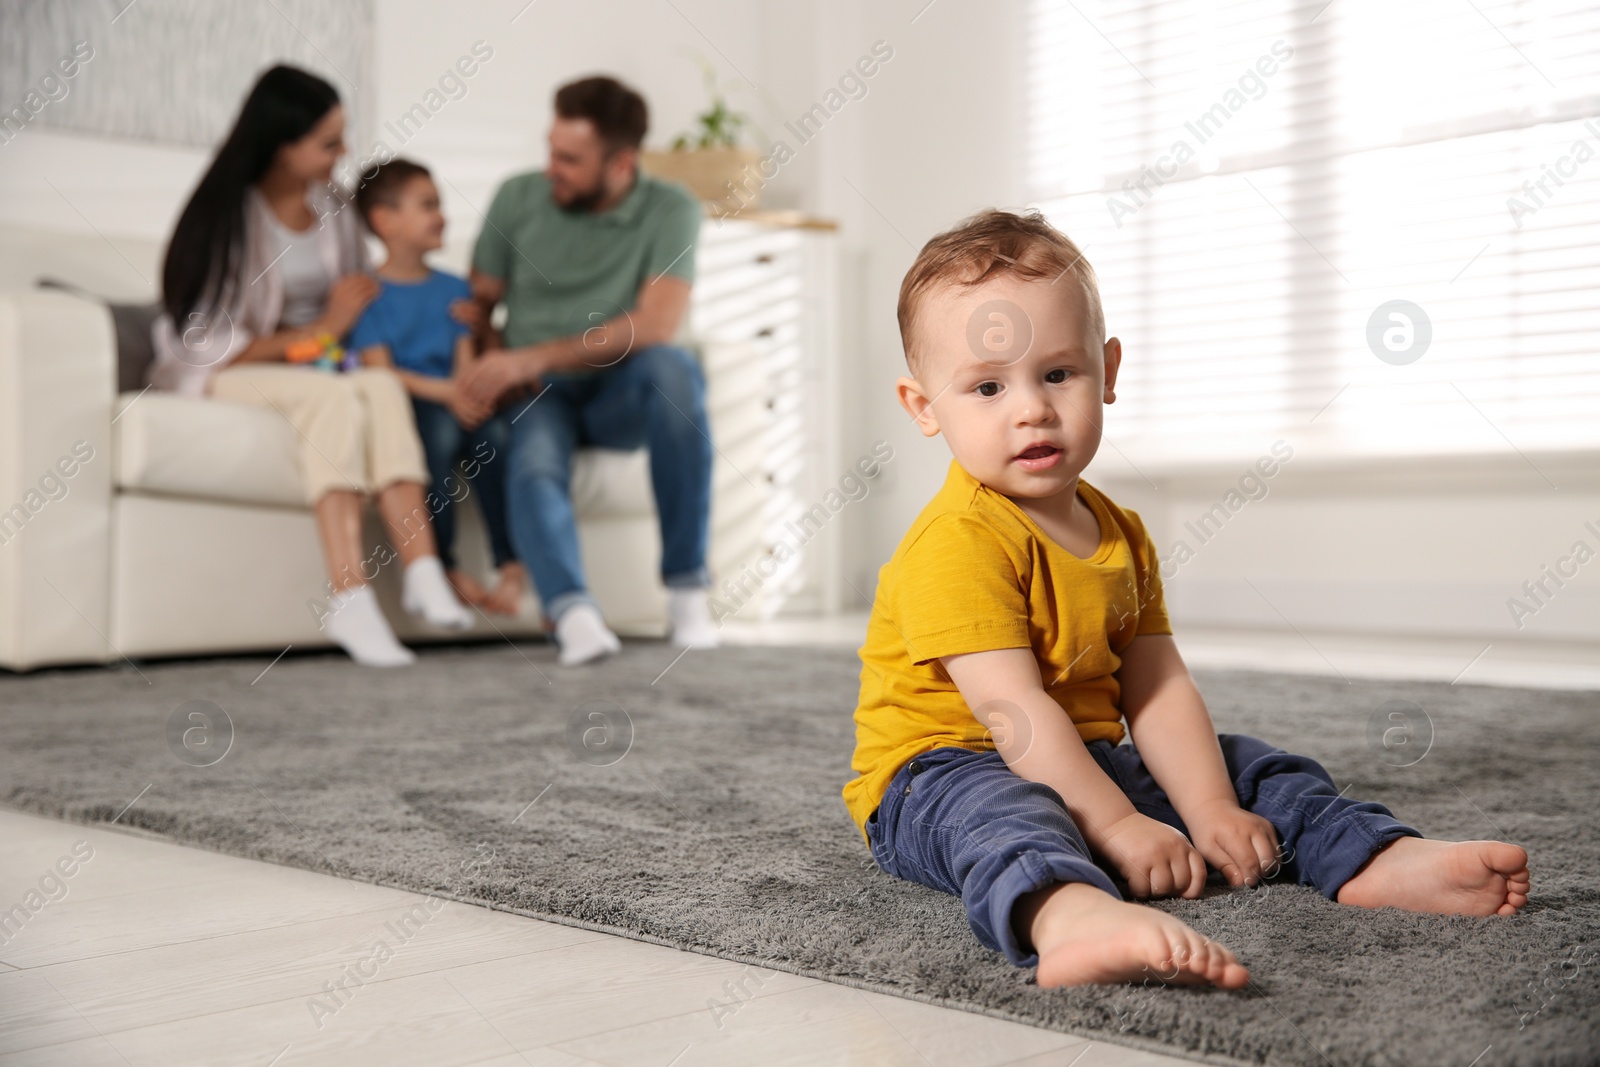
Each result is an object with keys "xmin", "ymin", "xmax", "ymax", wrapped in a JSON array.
[{"xmin": 1028, "ymin": 0, "xmax": 1600, "ymax": 469}]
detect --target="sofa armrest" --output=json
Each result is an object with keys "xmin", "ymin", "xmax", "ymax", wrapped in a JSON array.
[{"xmin": 0, "ymin": 289, "xmax": 116, "ymax": 670}]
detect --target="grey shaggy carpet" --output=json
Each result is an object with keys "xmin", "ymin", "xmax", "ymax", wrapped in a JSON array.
[{"xmin": 2, "ymin": 642, "xmax": 1597, "ymax": 1067}]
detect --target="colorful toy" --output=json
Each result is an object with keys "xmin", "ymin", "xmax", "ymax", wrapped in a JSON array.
[{"xmin": 285, "ymin": 332, "xmax": 358, "ymax": 372}]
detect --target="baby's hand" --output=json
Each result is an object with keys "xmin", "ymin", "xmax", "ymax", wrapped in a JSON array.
[
  {"xmin": 1186, "ymin": 799, "xmax": 1281, "ymax": 888},
  {"xmin": 1094, "ymin": 811, "xmax": 1208, "ymax": 900}
]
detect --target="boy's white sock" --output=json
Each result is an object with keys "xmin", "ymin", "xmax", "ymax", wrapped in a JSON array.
[
  {"xmin": 667, "ymin": 587, "xmax": 720, "ymax": 649},
  {"xmin": 555, "ymin": 602, "xmax": 621, "ymax": 666},
  {"xmin": 324, "ymin": 584, "xmax": 416, "ymax": 667},
  {"xmin": 401, "ymin": 555, "xmax": 474, "ymax": 631}
]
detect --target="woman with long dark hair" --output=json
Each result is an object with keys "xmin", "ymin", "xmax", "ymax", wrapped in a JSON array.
[{"xmin": 149, "ymin": 65, "xmax": 472, "ymax": 666}]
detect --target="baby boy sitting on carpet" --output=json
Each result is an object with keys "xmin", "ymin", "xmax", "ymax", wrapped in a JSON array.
[{"xmin": 842, "ymin": 208, "xmax": 1531, "ymax": 989}]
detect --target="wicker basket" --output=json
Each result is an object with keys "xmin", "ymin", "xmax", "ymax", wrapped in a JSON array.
[{"xmin": 641, "ymin": 148, "xmax": 764, "ymax": 212}]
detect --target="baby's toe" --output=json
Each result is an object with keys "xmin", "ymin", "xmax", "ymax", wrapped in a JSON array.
[
  {"xmin": 1155, "ymin": 938, "xmax": 1200, "ymax": 984},
  {"xmin": 1184, "ymin": 938, "xmax": 1229, "ymax": 982},
  {"xmin": 1199, "ymin": 945, "xmax": 1233, "ymax": 983},
  {"xmin": 1191, "ymin": 941, "xmax": 1248, "ymax": 988},
  {"xmin": 1485, "ymin": 842, "xmax": 1528, "ymax": 877}
]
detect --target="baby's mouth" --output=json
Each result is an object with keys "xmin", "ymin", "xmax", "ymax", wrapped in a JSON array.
[{"xmin": 1016, "ymin": 444, "xmax": 1060, "ymax": 461}]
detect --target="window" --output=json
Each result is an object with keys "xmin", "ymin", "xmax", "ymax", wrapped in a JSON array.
[{"xmin": 1029, "ymin": 0, "xmax": 1600, "ymax": 469}]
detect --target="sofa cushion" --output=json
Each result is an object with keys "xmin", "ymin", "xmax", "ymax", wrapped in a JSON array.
[
  {"xmin": 36, "ymin": 279, "xmax": 159, "ymax": 393},
  {"xmin": 112, "ymin": 390, "xmax": 656, "ymax": 519},
  {"xmin": 109, "ymin": 301, "xmax": 161, "ymax": 394}
]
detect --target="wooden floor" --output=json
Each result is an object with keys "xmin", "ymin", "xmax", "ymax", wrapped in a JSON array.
[{"xmin": 0, "ymin": 809, "xmax": 1194, "ymax": 1067}]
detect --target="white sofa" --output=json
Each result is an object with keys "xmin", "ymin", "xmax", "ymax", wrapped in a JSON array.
[{"xmin": 0, "ymin": 226, "xmax": 738, "ymax": 671}]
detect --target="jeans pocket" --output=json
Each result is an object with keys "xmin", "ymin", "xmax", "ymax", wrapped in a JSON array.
[
  {"xmin": 866, "ymin": 806, "xmax": 904, "ymax": 877},
  {"xmin": 870, "ymin": 755, "xmax": 937, "ymax": 876}
]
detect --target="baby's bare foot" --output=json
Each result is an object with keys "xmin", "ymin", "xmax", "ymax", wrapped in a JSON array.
[
  {"xmin": 1335, "ymin": 836, "xmax": 1529, "ymax": 917},
  {"xmin": 1023, "ymin": 882, "xmax": 1249, "ymax": 989}
]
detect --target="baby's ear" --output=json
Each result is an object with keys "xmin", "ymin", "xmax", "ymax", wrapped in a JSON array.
[
  {"xmin": 895, "ymin": 374, "xmax": 941, "ymax": 438},
  {"xmin": 1101, "ymin": 335, "xmax": 1123, "ymax": 404}
]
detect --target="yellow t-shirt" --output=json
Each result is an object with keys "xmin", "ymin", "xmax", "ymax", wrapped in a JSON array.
[{"xmin": 842, "ymin": 459, "xmax": 1173, "ymax": 845}]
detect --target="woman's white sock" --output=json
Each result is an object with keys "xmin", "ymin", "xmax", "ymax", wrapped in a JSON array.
[
  {"xmin": 324, "ymin": 584, "xmax": 416, "ymax": 667},
  {"xmin": 401, "ymin": 555, "xmax": 474, "ymax": 631}
]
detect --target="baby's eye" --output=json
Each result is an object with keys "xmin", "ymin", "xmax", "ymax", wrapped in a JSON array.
[
  {"xmin": 976, "ymin": 381, "xmax": 1000, "ymax": 397},
  {"xmin": 1045, "ymin": 368, "xmax": 1070, "ymax": 383}
]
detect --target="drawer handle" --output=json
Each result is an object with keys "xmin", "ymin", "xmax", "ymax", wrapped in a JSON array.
[{"xmin": 755, "ymin": 253, "xmax": 774, "ymax": 264}]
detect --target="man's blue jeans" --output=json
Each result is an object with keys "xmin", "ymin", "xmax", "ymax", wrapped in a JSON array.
[
  {"xmin": 863, "ymin": 734, "xmax": 1423, "ymax": 969},
  {"xmin": 504, "ymin": 344, "xmax": 713, "ymax": 622}
]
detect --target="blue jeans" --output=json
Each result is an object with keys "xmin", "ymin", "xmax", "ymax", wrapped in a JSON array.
[
  {"xmin": 411, "ymin": 398, "xmax": 515, "ymax": 571},
  {"xmin": 863, "ymin": 734, "xmax": 1423, "ymax": 969},
  {"xmin": 504, "ymin": 344, "xmax": 713, "ymax": 622}
]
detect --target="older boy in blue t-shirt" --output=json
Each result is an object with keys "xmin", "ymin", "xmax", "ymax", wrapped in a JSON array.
[{"xmin": 350, "ymin": 159, "xmax": 524, "ymax": 614}]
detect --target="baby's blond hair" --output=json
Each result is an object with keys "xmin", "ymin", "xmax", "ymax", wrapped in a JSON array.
[{"xmin": 896, "ymin": 208, "xmax": 1105, "ymax": 373}]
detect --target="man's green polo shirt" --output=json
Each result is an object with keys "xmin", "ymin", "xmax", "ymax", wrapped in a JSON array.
[{"xmin": 471, "ymin": 169, "xmax": 701, "ymax": 350}]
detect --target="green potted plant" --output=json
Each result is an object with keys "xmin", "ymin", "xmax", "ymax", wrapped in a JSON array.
[{"xmin": 641, "ymin": 55, "xmax": 763, "ymax": 212}]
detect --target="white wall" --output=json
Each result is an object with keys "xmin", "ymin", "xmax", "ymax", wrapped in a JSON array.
[
  {"xmin": 0, "ymin": 0, "xmax": 770, "ymax": 278},
  {"xmin": 748, "ymin": 0, "xmax": 1035, "ymax": 606},
  {"xmin": 1100, "ymin": 456, "xmax": 1600, "ymax": 647}
]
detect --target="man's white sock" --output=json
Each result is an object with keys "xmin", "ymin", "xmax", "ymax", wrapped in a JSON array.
[
  {"xmin": 667, "ymin": 587, "xmax": 720, "ymax": 649},
  {"xmin": 324, "ymin": 584, "xmax": 416, "ymax": 667},
  {"xmin": 555, "ymin": 602, "xmax": 621, "ymax": 666},
  {"xmin": 401, "ymin": 555, "xmax": 474, "ymax": 631}
]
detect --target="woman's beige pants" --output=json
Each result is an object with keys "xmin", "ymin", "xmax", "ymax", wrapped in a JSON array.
[{"xmin": 211, "ymin": 365, "xmax": 428, "ymax": 504}]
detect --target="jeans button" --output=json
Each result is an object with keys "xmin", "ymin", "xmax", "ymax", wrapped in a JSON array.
[{"xmin": 908, "ymin": 760, "xmax": 924, "ymax": 776}]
